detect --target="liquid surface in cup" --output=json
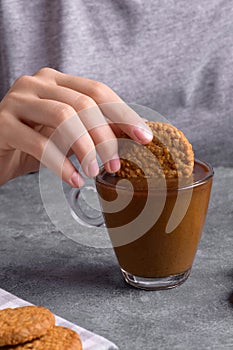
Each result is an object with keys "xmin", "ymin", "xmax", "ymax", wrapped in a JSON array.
[{"xmin": 96, "ymin": 160, "xmax": 213, "ymax": 278}]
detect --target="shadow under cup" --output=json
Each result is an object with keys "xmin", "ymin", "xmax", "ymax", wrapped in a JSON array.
[{"xmin": 95, "ymin": 159, "xmax": 214, "ymax": 290}]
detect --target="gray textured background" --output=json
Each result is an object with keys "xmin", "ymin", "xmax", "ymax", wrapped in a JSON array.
[
  {"xmin": 0, "ymin": 167, "xmax": 233, "ymax": 349},
  {"xmin": 1, "ymin": 0, "xmax": 233, "ymax": 167}
]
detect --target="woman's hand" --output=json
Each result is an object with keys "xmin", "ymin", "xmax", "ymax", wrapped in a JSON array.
[{"xmin": 0, "ymin": 68, "xmax": 153, "ymax": 186}]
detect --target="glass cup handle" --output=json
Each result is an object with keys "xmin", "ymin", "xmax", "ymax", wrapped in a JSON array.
[{"xmin": 68, "ymin": 185, "xmax": 105, "ymax": 227}]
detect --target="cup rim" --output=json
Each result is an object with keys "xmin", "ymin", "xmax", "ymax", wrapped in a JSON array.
[{"xmin": 96, "ymin": 159, "xmax": 214, "ymax": 192}]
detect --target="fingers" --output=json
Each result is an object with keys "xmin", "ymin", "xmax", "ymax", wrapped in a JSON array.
[
  {"xmin": 13, "ymin": 70, "xmax": 153, "ymax": 144},
  {"xmin": 39, "ymin": 84, "xmax": 121, "ymax": 172},
  {"xmin": 52, "ymin": 71, "xmax": 153, "ymax": 143},
  {"xmin": 6, "ymin": 69, "xmax": 152, "ymax": 184},
  {"xmin": 100, "ymin": 103, "xmax": 153, "ymax": 144},
  {"xmin": 10, "ymin": 86, "xmax": 121, "ymax": 174},
  {"xmin": 16, "ymin": 69, "xmax": 152, "ymax": 144},
  {"xmin": 9, "ymin": 96, "xmax": 99, "ymax": 177},
  {"xmin": 7, "ymin": 118, "xmax": 84, "ymax": 187}
]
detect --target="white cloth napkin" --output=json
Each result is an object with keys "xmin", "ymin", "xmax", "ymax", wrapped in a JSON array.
[{"xmin": 0, "ymin": 288, "xmax": 118, "ymax": 350}]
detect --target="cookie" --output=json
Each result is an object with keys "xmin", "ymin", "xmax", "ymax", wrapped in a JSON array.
[
  {"xmin": 117, "ymin": 121, "xmax": 194, "ymax": 179},
  {"xmin": 0, "ymin": 306, "xmax": 55, "ymax": 347},
  {"xmin": 2, "ymin": 326, "xmax": 82, "ymax": 350}
]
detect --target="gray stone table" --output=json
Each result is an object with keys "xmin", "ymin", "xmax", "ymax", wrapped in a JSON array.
[{"xmin": 0, "ymin": 167, "xmax": 233, "ymax": 350}]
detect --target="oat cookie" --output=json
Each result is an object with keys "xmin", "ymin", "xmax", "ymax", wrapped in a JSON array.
[
  {"xmin": 3, "ymin": 326, "xmax": 82, "ymax": 350},
  {"xmin": 0, "ymin": 306, "xmax": 55, "ymax": 347},
  {"xmin": 117, "ymin": 121, "xmax": 194, "ymax": 179}
]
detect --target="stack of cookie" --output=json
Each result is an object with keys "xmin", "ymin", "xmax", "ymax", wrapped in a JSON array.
[{"xmin": 0, "ymin": 306, "xmax": 82, "ymax": 349}]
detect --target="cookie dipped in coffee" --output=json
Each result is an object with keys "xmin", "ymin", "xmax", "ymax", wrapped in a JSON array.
[{"xmin": 96, "ymin": 122, "xmax": 213, "ymax": 289}]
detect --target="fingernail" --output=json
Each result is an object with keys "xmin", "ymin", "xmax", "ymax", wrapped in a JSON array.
[
  {"xmin": 88, "ymin": 159, "xmax": 99, "ymax": 177},
  {"xmin": 133, "ymin": 124, "xmax": 153, "ymax": 144},
  {"xmin": 108, "ymin": 155, "xmax": 121, "ymax": 173},
  {"xmin": 70, "ymin": 172, "xmax": 85, "ymax": 187}
]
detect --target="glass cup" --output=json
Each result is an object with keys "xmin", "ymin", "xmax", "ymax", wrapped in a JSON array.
[{"xmin": 69, "ymin": 159, "xmax": 213, "ymax": 290}]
